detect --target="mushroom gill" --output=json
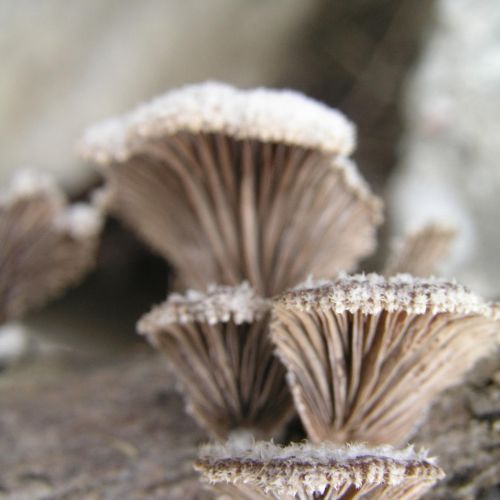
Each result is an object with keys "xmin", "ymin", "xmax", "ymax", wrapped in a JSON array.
[
  {"xmin": 272, "ymin": 273, "xmax": 499, "ymax": 445},
  {"xmin": 0, "ymin": 170, "xmax": 103, "ymax": 324},
  {"xmin": 384, "ymin": 223, "xmax": 457, "ymax": 277},
  {"xmin": 137, "ymin": 282, "xmax": 292, "ymax": 438},
  {"xmin": 194, "ymin": 440, "xmax": 444, "ymax": 499},
  {"xmin": 80, "ymin": 82, "xmax": 382, "ymax": 295}
]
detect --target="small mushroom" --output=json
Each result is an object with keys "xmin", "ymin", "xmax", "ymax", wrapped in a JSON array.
[
  {"xmin": 0, "ymin": 170, "xmax": 103, "ymax": 324},
  {"xmin": 194, "ymin": 440, "xmax": 444, "ymax": 499},
  {"xmin": 384, "ymin": 223, "xmax": 457, "ymax": 277},
  {"xmin": 137, "ymin": 282, "xmax": 292, "ymax": 438},
  {"xmin": 80, "ymin": 82, "xmax": 382, "ymax": 295},
  {"xmin": 272, "ymin": 273, "xmax": 499, "ymax": 445}
]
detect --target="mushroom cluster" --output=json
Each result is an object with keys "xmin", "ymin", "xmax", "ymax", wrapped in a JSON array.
[{"xmin": 80, "ymin": 81, "xmax": 499, "ymax": 498}]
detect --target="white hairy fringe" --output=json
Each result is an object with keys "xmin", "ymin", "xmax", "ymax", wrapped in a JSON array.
[
  {"xmin": 197, "ymin": 440, "xmax": 444, "ymax": 495},
  {"xmin": 331, "ymin": 157, "xmax": 382, "ymax": 208},
  {"xmin": 287, "ymin": 272, "xmax": 499, "ymax": 318},
  {"xmin": 0, "ymin": 323, "xmax": 29, "ymax": 363},
  {"xmin": 0, "ymin": 169, "xmax": 63, "ymax": 206},
  {"xmin": 199, "ymin": 439, "xmax": 435, "ymax": 465},
  {"xmin": 79, "ymin": 81, "xmax": 356, "ymax": 164},
  {"xmin": 54, "ymin": 203, "xmax": 104, "ymax": 240},
  {"xmin": 1, "ymin": 169, "xmax": 104, "ymax": 240},
  {"xmin": 138, "ymin": 282, "xmax": 271, "ymax": 331}
]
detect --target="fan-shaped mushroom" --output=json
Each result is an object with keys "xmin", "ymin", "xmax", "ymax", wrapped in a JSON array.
[
  {"xmin": 81, "ymin": 82, "xmax": 382, "ymax": 295},
  {"xmin": 384, "ymin": 223, "xmax": 456, "ymax": 277},
  {"xmin": 0, "ymin": 170, "xmax": 103, "ymax": 324},
  {"xmin": 272, "ymin": 273, "xmax": 499, "ymax": 445},
  {"xmin": 194, "ymin": 440, "xmax": 444, "ymax": 499},
  {"xmin": 138, "ymin": 282, "xmax": 292, "ymax": 438}
]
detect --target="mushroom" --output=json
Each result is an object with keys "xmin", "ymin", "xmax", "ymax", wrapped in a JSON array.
[
  {"xmin": 384, "ymin": 223, "xmax": 457, "ymax": 277},
  {"xmin": 272, "ymin": 273, "xmax": 499, "ymax": 445},
  {"xmin": 80, "ymin": 82, "xmax": 382, "ymax": 295},
  {"xmin": 194, "ymin": 440, "xmax": 444, "ymax": 499},
  {"xmin": 137, "ymin": 282, "xmax": 292, "ymax": 438},
  {"xmin": 0, "ymin": 170, "xmax": 103, "ymax": 324}
]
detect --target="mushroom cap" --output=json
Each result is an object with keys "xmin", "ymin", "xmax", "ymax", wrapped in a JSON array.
[
  {"xmin": 272, "ymin": 273, "xmax": 499, "ymax": 445},
  {"xmin": 80, "ymin": 83, "xmax": 381, "ymax": 295},
  {"xmin": 280, "ymin": 272, "xmax": 498, "ymax": 317},
  {"xmin": 138, "ymin": 282, "xmax": 271, "ymax": 333},
  {"xmin": 80, "ymin": 81, "xmax": 356, "ymax": 165},
  {"xmin": 0, "ymin": 169, "xmax": 64, "ymax": 206},
  {"xmin": 195, "ymin": 440, "xmax": 444, "ymax": 499},
  {"xmin": 138, "ymin": 283, "xmax": 291, "ymax": 439},
  {"xmin": 0, "ymin": 169, "xmax": 103, "ymax": 323}
]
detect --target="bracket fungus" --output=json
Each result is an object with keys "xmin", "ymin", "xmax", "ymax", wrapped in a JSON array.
[
  {"xmin": 194, "ymin": 440, "xmax": 444, "ymax": 499},
  {"xmin": 272, "ymin": 273, "xmax": 499, "ymax": 445},
  {"xmin": 137, "ymin": 282, "xmax": 292, "ymax": 438},
  {"xmin": 384, "ymin": 223, "xmax": 457, "ymax": 277},
  {"xmin": 80, "ymin": 82, "xmax": 382, "ymax": 295},
  {"xmin": 0, "ymin": 170, "xmax": 103, "ymax": 324}
]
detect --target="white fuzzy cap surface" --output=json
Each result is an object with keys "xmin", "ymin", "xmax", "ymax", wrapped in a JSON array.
[
  {"xmin": 330, "ymin": 157, "xmax": 383, "ymax": 210},
  {"xmin": 80, "ymin": 81, "xmax": 356, "ymax": 165},
  {"xmin": 138, "ymin": 282, "xmax": 271, "ymax": 334},
  {"xmin": 199, "ymin": 440, "xmax": 434, "ymax": 465},
  {"xmin": 54, "ymin": 203, "xmax": 104, "ymax": 240},
  {"xmin": 0, "ymin": 323, "xmax": 29, "ymax": 364},
  {"xmin": 196, "ymin": 440, "xmax": 444, "ymax": 495},
  {"xmin": 0, "ymin": 169, "xmax": 64, "ymax": 207},
  {"xmin": 1, "ymin": 169, "xmax": 104, "ymax": 241},
  {"xmin": 283, "ymin": 272, "xmax": 499, "ymax": 318}
]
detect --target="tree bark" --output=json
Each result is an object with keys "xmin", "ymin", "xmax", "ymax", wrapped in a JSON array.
[{"xmin": 1, "ymin": 349, "xmax": 498, "ymax": 499}]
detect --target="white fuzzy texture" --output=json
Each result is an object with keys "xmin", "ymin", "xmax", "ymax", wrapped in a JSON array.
[
  {"xmin": 0, "ymin": 323, "xmax": 29, "ymax": 363},
  {"xmin": 196, "ymin": 440, "xmax": 444, "ymax": 495},
  {"xmin": 292, "ymin": 275, "xmax": 335, "ymax": 291},
  {"xmin": 55, "ymin": 203, "xmax": 104, "ymax": 239},
  {"xmin": 90, "ymin": 185, "xmax": 115, "ymax": 211},
  {"xmin": 328, "ymin": 157, "xmax": 383, "ymax": 210},
  {"xmin": 138, "ymin": 282, "xmax": 270, "ymax": 332},
  {"xmin": 285, "ymin": 272, "xmax": 499, "ymax": 318},
  {"xmin": 79, "ymin": 81, "xmax": 356, "ymax": 165},
  {"xmin": 199, "ymin": 439, "xmax": 434, "ymax": 465},
  {"xmin": 0, "ymin": 169, "xmax": 64, "ymax": 206},
  {"xmin": 1, "ymin": 170, "xmax": 103, "ymax": 242}
]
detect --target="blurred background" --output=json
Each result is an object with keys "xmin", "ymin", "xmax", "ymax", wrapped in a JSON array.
[{"xmin": 0, "ymin": 0, "xmax": 499, "ymax": 365}]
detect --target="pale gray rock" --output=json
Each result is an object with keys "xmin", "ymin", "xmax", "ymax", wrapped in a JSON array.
[
  {"xmin": 389, "ymin": 0, "xmax": 500, "ymax": 297},
  {"xmin": 0, "ymin": 0, "xmax": 312, "ymax": 189}
]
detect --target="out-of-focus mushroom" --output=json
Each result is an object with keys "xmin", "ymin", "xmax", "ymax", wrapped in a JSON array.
[
  {"xmin": 0, "ymin": 170, "xmax": 103, "ymax": 324},
  {"xmin": 272, "ymin": 273, "xmax": 499, "ymax": 445},
  {"xmin": 384, "ymin": 223, "xmax": 457, "ymax": 277},
  {"xmin": 137, "ymin": 282, "xmax": 292, "ymax": 438},
  {"xmin": 194, "ymin": 440, "xmax": 444, "ymax": 499},
  {"xmin": 80, "ymin": 82, "xmax": 382, "ymax": 295}
]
